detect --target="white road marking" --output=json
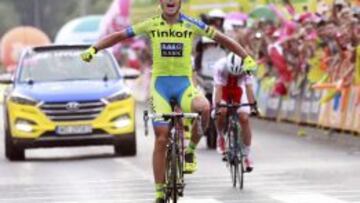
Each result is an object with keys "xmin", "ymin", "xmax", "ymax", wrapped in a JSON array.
[
  {"xmin": 272, "ymin": 193, "xmax": 350, "ymax": 203},
  {"xmin": 113, "ymin": 158, "xmax": 153, "ymax": 181},
  {"xmin": 179, "ymin": 198, "xmax": 223, "ymax": 203}
]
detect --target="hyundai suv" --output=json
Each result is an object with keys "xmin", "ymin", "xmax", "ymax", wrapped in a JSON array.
[{"xmin": 1, "ymin": 45, "xmax": 138, "ymax": 160}]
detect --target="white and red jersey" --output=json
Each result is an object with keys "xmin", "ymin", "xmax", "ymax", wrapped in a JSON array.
[
  {"xmin": 213, "ymin": 58, "xmax": 254, "ymax": 87},
  {"xmin": 213, "ymin": 57, "xmax": 254, "ymax": 111}
]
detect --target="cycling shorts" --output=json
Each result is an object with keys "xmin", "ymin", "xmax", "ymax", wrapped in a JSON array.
[
  {"xmin": 150, "ymin": 76, "xmax": 200, "ymax": 126},
  {"xmin": 222, "ymin": 86, "xmax": 243, "ymax": 104},
  {"xmin": 221, "ymin": 86, "xmax": 251, "ymax": 114}
]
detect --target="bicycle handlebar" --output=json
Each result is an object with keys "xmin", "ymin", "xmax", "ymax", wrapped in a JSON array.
[
  {"xmin": 145, "ymin": 112, "xmax": 199, "ymax": 120},
  {"xmin": 214, "ymin": 103, "xmax": 260, "ymax": 117},
  {"xmin": 143, "ymin": 111, "xmax": 200, "ymax": 136},
  {"xmin": 216, "ymin": 103, "xmax": 256, "ymax": 109}
]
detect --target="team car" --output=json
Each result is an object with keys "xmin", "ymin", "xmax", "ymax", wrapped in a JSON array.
[{"xmin": 0, "ymin": 45, "xmax": 139, "ymax": 160}]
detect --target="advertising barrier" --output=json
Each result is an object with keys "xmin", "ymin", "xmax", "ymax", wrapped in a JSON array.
[
  {"xmin": 279, "ymin": 91, "xmax": 299, "ymax": 122},
  {"xmin": 257, "ymin": 40, "xmax": 359, "ymax": 135},
  {"xmin": 299, "ymin": 86, "xmax": 322, "ymax": 124},
  {"xmin": 356, "ymin": 45, "xmax": 360, "ymax": 85},
  {"xmin": 343, "ymin": 87, "xmax": 357, "ymax": 131},
  {"xmin": 257, "ymin": 84, "xmax": 281, "ymax": 119},
  {"xmin": 258, "ymin": 80, "xmax": 358, "ymax": 134},
  {"xmin": 259, "ymin": 79, "xmax": 322, "ymax": 125},
  {"xmin": 319, "ymin": 90, "xmax": 343, "ymax": 129},
  {"xmin": 349, "ymin": 86, "xmax": 360, "ymax": 133}
]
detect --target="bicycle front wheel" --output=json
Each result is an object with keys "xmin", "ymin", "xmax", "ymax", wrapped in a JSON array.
[
  {"xmin": 227, "ymin": 127, "xmax": 238, "ymax": 188},
  {"xmin": 230, "ymin": 156, "xmax": 244, "ymax": 190},
  {"xmin": 170, "ymin": 144, "xmax": 178, "ymax": 203},
  {"xmin": 238, "ymin": 156, "xmax": 244, "ymax": 189},
  {"xmin": 235, "ymin": 156, "xmax": 244, "ymax": 190},
  {"xmin": 228, "ymin": 125, "xmax": 244, "ymax": 189},
  {"xmin": 230, "ymin": 158, "xmax": 237, "ymax": 187}
]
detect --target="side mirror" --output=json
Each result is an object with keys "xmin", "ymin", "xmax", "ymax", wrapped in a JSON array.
[
  {"xmin": 0, "ymin": 73, "xmax": 13, "ymax": 84},
  {"xmin": 122, "ymin": 67, "xmax": 141, "ymax": 80}
]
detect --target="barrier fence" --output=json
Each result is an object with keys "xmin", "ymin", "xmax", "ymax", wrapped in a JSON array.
[{"xmin": 257, "ymin": 45, "xmax": 360, "ymax": 134}]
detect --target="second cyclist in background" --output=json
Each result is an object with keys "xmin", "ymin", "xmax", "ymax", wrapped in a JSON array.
[{"xmin": 212, "ymin": 53, "xmax": 258, "ymax": 172}]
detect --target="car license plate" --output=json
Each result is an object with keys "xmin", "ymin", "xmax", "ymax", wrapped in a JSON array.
[{"xmin": 56, "ymin": 125, "xmax": 92, "ymax": 135}]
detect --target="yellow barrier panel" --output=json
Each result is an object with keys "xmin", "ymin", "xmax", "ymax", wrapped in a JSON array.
[
  {"xmin": 355, "ymin": 45, "xmax": 360, "ymax": 85},
  {"xmin": 343, "ymin": 86, "xmax": 359, "ymax": 131},
  {"xmin": 317, "ymin": 86, "xmax": 360, "ymax": 134},
  {"xmin": 318, "ymin": 93, "xmax": 331, "ymax": 127},
  {"xmin": 354, "ymin": 86, "xmax": 360, "ymax": 133}
]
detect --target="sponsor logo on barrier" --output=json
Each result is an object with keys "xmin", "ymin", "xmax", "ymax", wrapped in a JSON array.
[{"xmin": 267, "ymin": 97, "xmax": 279, "ymax": 110}]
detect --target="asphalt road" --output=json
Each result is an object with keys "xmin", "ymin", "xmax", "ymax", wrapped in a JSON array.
[{"xmin": 0, "ymin": 103, "xmax": 359, "ymax": 203}]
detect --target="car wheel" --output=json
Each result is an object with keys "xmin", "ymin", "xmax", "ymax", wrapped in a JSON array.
[
  {"xmin": 206, "ymin": 118, "xmax": 217, "ymax": 149},
  {"xmin": 4, "ymin": 113, "xmax": 25, "ymax": 161},
  {"xmin": 114, "ymin": 132, "xmax": 137, "ymax": 157}
]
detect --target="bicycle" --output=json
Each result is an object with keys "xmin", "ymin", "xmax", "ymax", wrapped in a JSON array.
[
  {"xmin": 143, "ymin": 101, "xmax": 201, "ymax": 203},
  {"xmin": 215, "ymin": 102, "xmax": 257, "ymax": 190}
]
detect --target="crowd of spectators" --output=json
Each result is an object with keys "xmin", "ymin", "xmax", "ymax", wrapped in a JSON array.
[{"xmin": 225, "ymin": 0, "xmax": 359, "ymax": 97}]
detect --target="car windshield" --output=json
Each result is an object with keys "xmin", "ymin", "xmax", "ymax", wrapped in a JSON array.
[{"xmin": 18, "ymin": 49, "xmax": 119, "ymax": 82}]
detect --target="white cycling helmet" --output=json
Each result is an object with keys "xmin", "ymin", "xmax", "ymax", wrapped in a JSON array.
[
  {"xmin": 208, "ymin": 9, "xmax": 226, "ymax": 19},
  {"xmin": 226, "ymin": 53, "xmax": 244, "ymax": 75}
]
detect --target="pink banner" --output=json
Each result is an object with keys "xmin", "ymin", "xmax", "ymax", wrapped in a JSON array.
[
  {"xmin": 99, "ymin": 0, "xmax": 132, "ymax": 59},
  {"xmin": 100, "ymin": 0, "xmax": 131, "ymax": 36}
]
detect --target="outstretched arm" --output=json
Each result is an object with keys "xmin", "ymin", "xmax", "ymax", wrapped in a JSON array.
[
  {"xmin": 213, "ymin": 31, "xmax": 257, "ymax": 71},
  {"xmin": 213, "ymin": 31, "xmax": 250, "ymax": 58},
  {"xmin": 81, "ymin": 29, "xmax": 132, "ymax": 62},
  {"xmin": 93, "ymin": 30, "xmax": 130, "ymax": 51},
  {"xmin": 81, "ymin": 19, "xmax": 149, "ymax": 62}
]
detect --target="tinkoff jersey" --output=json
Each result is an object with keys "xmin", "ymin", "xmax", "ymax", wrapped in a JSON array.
[{"xmin": 126, "ymin": 14, "xmax": 216, "ymax": 77}]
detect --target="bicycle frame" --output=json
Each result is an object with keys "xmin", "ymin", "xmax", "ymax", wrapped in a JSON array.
[
  {"xmin": 226, "ymin": 105, "xmax": 243, "ymax": 164},
  {"xmin": 218, "ymin": 102, "xmax": 251, "ymax": 157},
  {"xmin": 143, "ymin": 111, "xmax": 199, "ymax": 203},
  {"xmin": 216, "ymin": 102, "xmax": 254, "ymax": 189}
]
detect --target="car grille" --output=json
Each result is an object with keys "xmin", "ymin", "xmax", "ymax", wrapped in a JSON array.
[
  {"xmin": 39, "ymin": 100, "xmax": 105, "ymax": 121},
  {"xmin": 41, "ymin": 129, "xmax": 108, "ymax": 137}
]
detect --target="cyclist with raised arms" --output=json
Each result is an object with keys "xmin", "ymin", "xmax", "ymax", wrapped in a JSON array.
[
  {"xmin": 81, "ymin": 0, "xmax": 256, "ymax": 202},
  {"xmin": 213, "ymin": 53, "xmax": 258, "ymax": 172}
]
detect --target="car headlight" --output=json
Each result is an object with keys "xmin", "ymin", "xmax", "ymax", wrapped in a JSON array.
[
  {"xmin": 15, "ymin": 119, "xmax": 35, "ymax": 132},
  {"xmin": 112, "ymin": 115, "xmax": 131, "ymax": 128},
  {"xmin": 9, "ymin": 94, "xmax": 38, "ymax": 106},
  {"xmin": 105, "ymin": 91, "xmax": 131, "ymax": 103}
]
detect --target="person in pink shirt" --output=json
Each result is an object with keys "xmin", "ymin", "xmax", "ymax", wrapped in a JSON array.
[{"xmin": 212, "ymin": 53, "xmax": 258, "ymax": 172}]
